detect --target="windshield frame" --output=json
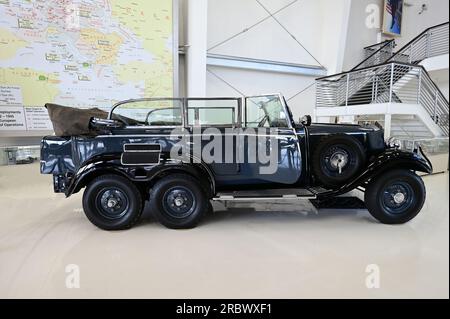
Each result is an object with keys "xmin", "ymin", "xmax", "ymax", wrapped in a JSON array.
[{"xmin": 244, "ymin": 93, "xmax": 293, "ymax": 129}]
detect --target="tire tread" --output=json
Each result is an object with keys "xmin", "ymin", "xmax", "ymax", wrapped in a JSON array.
[{"xmin": 82, "ymin": 174, "xmax": 143, "ymax": 230}]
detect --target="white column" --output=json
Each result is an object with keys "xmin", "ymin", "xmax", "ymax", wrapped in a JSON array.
[
  {"xmin": 384, "ymin": 114, "xmax": 392, "ymax": 139},
  {"xmin": 186, "ymin": 0, "xmax": 208, "ymax": 97}
]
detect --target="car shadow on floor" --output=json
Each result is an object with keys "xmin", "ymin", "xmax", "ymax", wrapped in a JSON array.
[
  {"xmin": 204, "ymin": 208, "xmax": 374, "ymax": 225},
  {"xmin": 139, "ymin": 201, "xmax": 375, "ymax": 227}
]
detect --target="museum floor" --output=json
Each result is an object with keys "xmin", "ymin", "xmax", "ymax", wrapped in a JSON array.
[{"xmin": 0, "ymin": 163, "xmax": 448, "ymax": 299}]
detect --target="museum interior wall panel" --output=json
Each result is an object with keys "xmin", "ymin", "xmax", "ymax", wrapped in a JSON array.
[{"xmin": 206, "ymin": 66, "xmax": 316, "ymax": 119}]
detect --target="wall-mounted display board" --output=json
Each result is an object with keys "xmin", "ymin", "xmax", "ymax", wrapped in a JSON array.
[
  {"xmin": 0, "ymin": 0, "xmax": 178, "ymax": 135},
  {"xmin": 382, "ymin": 0, "xmax": 404, "ymax": 37}
]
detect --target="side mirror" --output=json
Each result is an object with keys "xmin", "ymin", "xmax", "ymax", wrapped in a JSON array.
[
  {"xmin": 300, "ymin": 115, "xmax": 312, "ymax": 126},
  {"xmin": 89, "ymin": 117, "xmax": 125, "ymax": 130}
]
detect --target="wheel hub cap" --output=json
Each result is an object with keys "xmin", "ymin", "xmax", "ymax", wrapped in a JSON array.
[
  {"xmin": 163, "ymin": 187, "xmax": 196, "ymax": 219},
  {"xmin": 174, "ymin": 197, "xmax": 185, "ymax": 207},
  {"xmin": 329, "ymin": 151, "xmax": 349, "ymax": 172},
  {"xmin": 393, "ymin": 192, "xmax": 406, "ymax": 204},
  {"xmin": 97, "ymin": 188, "xmax": 129, "ymax": 219},
  {"xmin": 107, "ymin": 198, "xmax": 119, "ymax": 208},
  {"xmin": 382, "ymin": 182, "xmax": 414, "ymax": 215}
]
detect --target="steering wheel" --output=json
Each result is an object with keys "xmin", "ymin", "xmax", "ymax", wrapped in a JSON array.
[{"xmin": 257, "ymin": 115, "xmax": 269, "ymax": 128}]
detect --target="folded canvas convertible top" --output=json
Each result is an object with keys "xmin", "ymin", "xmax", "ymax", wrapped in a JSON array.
[{"xmin": 45, "ymin": 104, "xmax": 108, "ymax": 137}]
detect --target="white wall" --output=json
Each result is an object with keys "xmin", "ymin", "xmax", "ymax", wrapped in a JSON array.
[
  {"xmin": 200, "ymin": 0, "xmax": 352, "ymax": 118},
  {"xmin": 318, "ymin": 0, "xmax": 352, "ymax": 74},
  {"xmin": 395, "ymin": 0, "xmax": 449, "ymax": 48},
  {"xmin": 206, "ymin": 66, "xmax": 317, "ymax": 118},
  {"xmin": 207, "ymin": 0, "xmax": 351, "ymax": 73},
  {"xmin": 208, "ymin": 0, "xmax": 323, "ymax": 66},
  {"xmin": 343, "ymin": 0, "xmax": 382, "ymax": 71}
]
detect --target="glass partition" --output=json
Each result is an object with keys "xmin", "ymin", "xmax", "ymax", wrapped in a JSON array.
[
  {"xmin": 111, "ymin": 99, "xmax": 183, "ymax": 127},
  {"xmin": 186, "ymin": 99, "xmax": 239, "ymax": 127}
]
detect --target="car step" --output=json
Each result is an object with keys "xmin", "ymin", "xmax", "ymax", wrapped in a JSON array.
[{"xmin": 213, "ymin": 188, "xmax": 319, "ymax": 201}]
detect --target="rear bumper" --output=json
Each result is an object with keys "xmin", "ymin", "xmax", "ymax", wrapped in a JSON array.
[{"xmin": 53, "ymin": 174, "xmax": 67, "ymax": 193}]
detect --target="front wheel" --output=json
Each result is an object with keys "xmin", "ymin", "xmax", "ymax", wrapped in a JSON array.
[{"xmin": 365, "ymin": 169, "xmax": 426, "ymax": 224}]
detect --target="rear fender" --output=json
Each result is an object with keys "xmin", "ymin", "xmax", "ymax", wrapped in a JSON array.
[{"xmin": 65, "ymin": 156, "xmax": 216, "ymax": 198}]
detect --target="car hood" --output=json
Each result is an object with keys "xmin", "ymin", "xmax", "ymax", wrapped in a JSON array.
[{"xmin": 307, "ymin": 123, "xmax": 381, "ymax": 135}]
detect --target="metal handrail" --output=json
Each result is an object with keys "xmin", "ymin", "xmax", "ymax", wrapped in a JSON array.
[
  {"xmin": 315, "ymin": 22, "xmax": 449, "ymax": 139},
  {"xmin": 316, "ymin": 62, "xmax": 449, "ymax": 136},
  {"xmin": 352, "ymin": 40, "xmax": 395, "ymax": 71},
  {"xmin": 388, "ymin": 22, "xmax": 449, "ymax": 63}
]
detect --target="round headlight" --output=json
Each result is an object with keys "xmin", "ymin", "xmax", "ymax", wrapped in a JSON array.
[{"xmin": 388, "ymin": 137, "xmax": 402, "ymax": 149}]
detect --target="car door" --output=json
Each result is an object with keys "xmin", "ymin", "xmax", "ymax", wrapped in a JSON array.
[
  {"xmin": 237, "ymin": 94, "xmax": 302, "ymax": 186},
  {"xmin": 185, "ymin": 98, "xmax": 240, "ymax": 177}
]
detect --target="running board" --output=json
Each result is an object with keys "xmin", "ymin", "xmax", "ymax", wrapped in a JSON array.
[{"xmin": 212, "ymin": 188, "xmax": 325, "ymax": 201}]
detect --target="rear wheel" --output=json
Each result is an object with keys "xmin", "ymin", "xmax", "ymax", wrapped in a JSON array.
[
  {"xmin": 365, "ymin": 169, "xmax": 426, "ymax": 224},
  {"xmin": 82, "ymin": 175, "xmax": 143, "ymax": 230},
  {"xmin": 150, "ymin": 174, "xmax": 208, "ymax": 229}
]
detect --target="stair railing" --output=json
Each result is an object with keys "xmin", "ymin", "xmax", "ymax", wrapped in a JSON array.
[
  {"xmin": 352, "ymin": 40, "xmax": 396, "ymax": 70},
  {"xmin": 316, "ymin": 62, "xmax": 449, "ymax": 136},
  {"xmin": 388, "ymin": 22, "xmax": 449, "ymax": 64}
]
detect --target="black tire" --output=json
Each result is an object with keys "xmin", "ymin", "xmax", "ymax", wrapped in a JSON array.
[
  {"xmin": 365, "ymin": 169, "xmax": 426, "ymax": 224},
  {"xmin": 312, "ymin": 135, "xmax": 366, "ymax": 188},
  {"xmin": 150, "ymin": 174, "xmax": 208, "ymax": 229},
  {"xmin": 82, "ymin": 175, "xmax": 143, "ymax": 230}
]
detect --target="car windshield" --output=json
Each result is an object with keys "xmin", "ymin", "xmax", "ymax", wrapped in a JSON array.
[{"xmin": 245, "ymin": 95, "xmax": 290, "ymax": 128}]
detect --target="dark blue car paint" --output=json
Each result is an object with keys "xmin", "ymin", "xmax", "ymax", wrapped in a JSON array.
[{"xmin": 40, "ymin": 122, "xmax": 433, "ymax": 199}]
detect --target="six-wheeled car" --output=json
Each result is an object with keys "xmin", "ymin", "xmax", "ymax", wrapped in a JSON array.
[{"xmin": 41, "ymin": 94, "xmax": 432, "ymax": 230}]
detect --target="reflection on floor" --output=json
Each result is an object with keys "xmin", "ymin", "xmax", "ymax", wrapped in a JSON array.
[{"xmin": 0, "ymin": 163, "xmax": 448, "ymax": 298}]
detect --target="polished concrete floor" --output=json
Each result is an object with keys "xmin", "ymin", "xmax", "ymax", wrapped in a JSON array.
[{"xmin": 0, "ymin": 163, "xmax": 448, "ymax": 299}]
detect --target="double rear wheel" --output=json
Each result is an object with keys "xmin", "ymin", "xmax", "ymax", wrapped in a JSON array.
[{"xmin": 83, "ymin": 174, "xmax": 209, "ymax": 230}]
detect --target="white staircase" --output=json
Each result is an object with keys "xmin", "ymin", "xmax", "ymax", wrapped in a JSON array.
[
  {"xmin": 391, "ymin": 115, "xmax": 434, "ymax": 139},
  {"xmin": 356, "ymin": 114, "xmax": 434, "ymax": 139},
  {"xmin": 315, "ymin": 23, "xmax": 449, "ymax": 149}
]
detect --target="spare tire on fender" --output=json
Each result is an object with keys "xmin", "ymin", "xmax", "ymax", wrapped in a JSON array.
[{"xmin": 312, "ymin": 135, "xmax": 366, "ymax": 188}]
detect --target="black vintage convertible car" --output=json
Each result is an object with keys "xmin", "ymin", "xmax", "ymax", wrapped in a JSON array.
[{"xmin": 41, "ymin": 94, "xmax": 432, "ymax": 230}]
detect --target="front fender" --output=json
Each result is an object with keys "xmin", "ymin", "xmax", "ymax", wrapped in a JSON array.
[{"xmin": 318, "ymin": 147, "xmax": 433, "ymax": 198}]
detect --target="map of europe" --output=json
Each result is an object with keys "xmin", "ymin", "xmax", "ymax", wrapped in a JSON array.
[{"xmin": 0, "ymin": 0, "xmax": 175, "ymax": 131}]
